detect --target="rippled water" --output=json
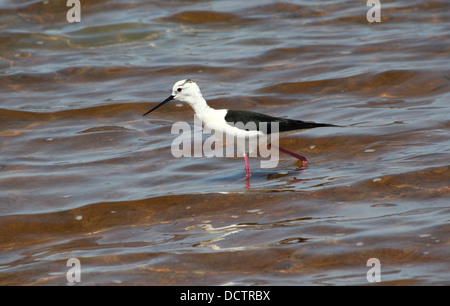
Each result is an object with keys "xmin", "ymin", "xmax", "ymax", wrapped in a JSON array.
[{"xmin": 0, "ymin": 0, "xmax": 449, "ymax": 285}]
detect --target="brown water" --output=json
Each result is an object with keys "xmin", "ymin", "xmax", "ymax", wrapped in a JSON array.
[{"xmin": 0, "ymin": 0, "xmax": 449, "ymax": 286}]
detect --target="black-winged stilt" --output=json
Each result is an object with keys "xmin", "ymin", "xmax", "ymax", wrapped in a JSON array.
[{"xmin": 143, "ymin": 79, "xmax": 339, "ymax": 178}]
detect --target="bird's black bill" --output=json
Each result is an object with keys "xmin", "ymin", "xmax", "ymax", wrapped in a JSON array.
[{"xmin": 142, "ymin": 95, "xmax": 174, "ymax": 116}]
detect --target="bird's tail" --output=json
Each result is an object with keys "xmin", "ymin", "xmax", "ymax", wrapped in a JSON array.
[{"xmin": 311, "ymin": 122, "xmax": 342, "ymax": 128}]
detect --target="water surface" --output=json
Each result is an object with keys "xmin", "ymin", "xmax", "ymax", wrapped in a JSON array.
[{"xmin": 0, "ymin": 0, "xmax": 449, "ymax": 285}]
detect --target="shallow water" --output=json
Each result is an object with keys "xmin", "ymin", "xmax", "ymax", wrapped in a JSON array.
[{"xmin": 0, "ymin": 0, "xmax": 449, "ymax": 285}]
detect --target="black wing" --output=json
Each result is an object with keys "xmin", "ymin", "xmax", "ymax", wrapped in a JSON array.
[{"xmin": 224, "ymin": 110, "xmax": 337, "ymax": 134}]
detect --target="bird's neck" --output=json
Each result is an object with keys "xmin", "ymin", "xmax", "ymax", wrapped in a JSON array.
[{"xmin": 189, "ymin": 96, "xmax": 212, "ymax": 116}]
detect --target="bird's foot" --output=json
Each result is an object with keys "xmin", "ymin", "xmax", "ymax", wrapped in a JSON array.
[{"xmin": 269, "ymin": 144, "xmax": 308, "ymax": 169}]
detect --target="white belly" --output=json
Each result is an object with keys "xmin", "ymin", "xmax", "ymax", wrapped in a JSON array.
[{"xmin": 197, "ymin": 109, "xmax": 266, "ymax": 155}]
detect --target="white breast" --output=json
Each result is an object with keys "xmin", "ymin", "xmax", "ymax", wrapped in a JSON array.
[
  {"xmin": 199, "ymin": 109, "xmax": 262, "ymax": 138},
  {"xmin": 197, "ymin": 108, "xmax": 267, "ymax": 156}
]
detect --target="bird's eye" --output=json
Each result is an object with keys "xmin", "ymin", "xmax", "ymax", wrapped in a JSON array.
[{"xmin": 177, "ymin": 88, "xmax": 182, "ymax": 92}]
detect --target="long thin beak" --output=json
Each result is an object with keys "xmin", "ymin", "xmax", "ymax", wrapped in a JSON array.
[{"xmin": 142, "ymin": 95, "xmax": 174, "ymax": 116}]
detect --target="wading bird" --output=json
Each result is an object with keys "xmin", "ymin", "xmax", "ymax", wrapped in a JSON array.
[{"xmin": 143, "ymin": 79, "xmax": 339, "ymax": 179}]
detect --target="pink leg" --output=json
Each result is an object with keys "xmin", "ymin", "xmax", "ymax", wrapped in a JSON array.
[
  {"xmin": 244, "ymin": 154, "xmax": 251, "ymax": 177},
  {"xmin": 269, "ymin": 144, "xmax": 308, "ymax": 168}
]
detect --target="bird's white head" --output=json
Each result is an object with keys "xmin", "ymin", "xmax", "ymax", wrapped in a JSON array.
[
  {"xmin": 143, "ymin": 79, "xmax": 208, "ymax": 116},
  {"xmin": 171, "ymin": 79, "xmax": 203, "ymax": 104}
]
